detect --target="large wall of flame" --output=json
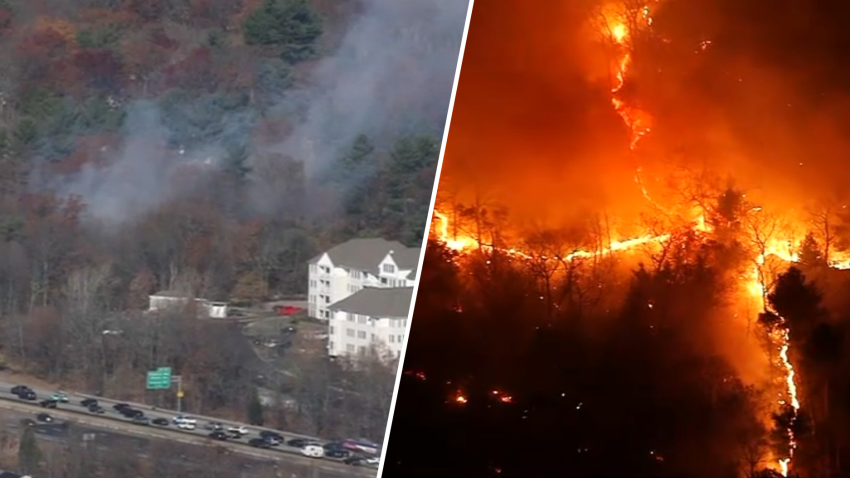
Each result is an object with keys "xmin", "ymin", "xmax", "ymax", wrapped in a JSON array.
[
  {"xmin": 442, "ymin": 0, "xmax": 850, "ymax": 227},
  {"xmin": 441, "ymin": 1, "xmax": 647, "ymax": 225}
]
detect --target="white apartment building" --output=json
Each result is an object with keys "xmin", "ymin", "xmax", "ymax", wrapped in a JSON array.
[
  {"xmin": 327, "ymin": 287, "xmax": 412, "ymax": 360},
  {"xmin": 307, "ymin": 238, "xmax": 419, "ymax": 320}
]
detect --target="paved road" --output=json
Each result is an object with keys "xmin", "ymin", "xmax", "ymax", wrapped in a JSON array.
[{"xmin": 0, "ymin": 383, "xmax": 376, "ymax": 476}]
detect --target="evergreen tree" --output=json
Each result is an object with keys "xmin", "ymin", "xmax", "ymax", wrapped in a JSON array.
[
  {"xmin": 242, "ymin": 0, "xmax": 323, "ymax": 62},
  {"xmin": 247, "ymin": 388, "xmax": 265, "ymax": 426},
  {"xmin": 18, "ymin": 426, "xmax": 42, "ymax": 475}
]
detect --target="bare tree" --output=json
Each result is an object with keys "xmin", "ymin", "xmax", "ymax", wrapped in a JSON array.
[
  {"xmin": 522, "ymin": 228, "xmax": 569, "ymax": 320},
  {"xmin": 742, "ymin": 209, "xmax": 788, "ymax": 307},
  {"xmin": 806, "ymin": 199, "xmax": 840, "ymax": 263},
  {"xmin": 62, "ymin": 262, "xmax": 115, "ymax": 388}
]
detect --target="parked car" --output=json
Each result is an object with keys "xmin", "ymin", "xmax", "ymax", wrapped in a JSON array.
[
  {"xmin": 151, "ymin": 418, "xmax": 169, "ymax": 426},
  {"xmin": 301, "ymin": 444, "xmax": 325, "ymax": 458}
]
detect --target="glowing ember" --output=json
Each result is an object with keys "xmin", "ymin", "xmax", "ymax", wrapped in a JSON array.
[
  {"xmin": 492, "ymin": 390, "xmax": 513, "ymax": 403},
  {"xmin": 455, "ymin": 393, "xmax": 468, "ymax": 404}
]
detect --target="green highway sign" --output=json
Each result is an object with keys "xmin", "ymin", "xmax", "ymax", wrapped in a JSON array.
[{"xmin": 146, "ymin": 367, "xmax": 172, "ymax": 390}]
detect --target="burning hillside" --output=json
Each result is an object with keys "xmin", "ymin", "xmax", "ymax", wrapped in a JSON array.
[{"xmin": 391, "ymin": 1, "xmax": 850, "ymax": 477}]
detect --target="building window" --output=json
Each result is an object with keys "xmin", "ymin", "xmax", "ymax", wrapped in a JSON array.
[
  {"xmin": 357, "ymin": 331, "xmax": 366, "ymax": 339},
  {"xmin": 358, "ymin": 316, "xmax": 367, "ymax": 324},
  {"xmin": 329, "ymin": 326, "xmax": 335, "ymax": 334},
  {"xmin": 389, "ymin": 335, "xmax": 395, "ymax": 343},
  {"xmin": 310, "ymin": 264, "xmax": 317, "ymax": 273},
  {"xmin": 346, "ymin": 344, "xmax": 355, "ymax": 353},
  {"xmin": 347, "ymin": 313, "xmax": 354, "ymax": 322},
  {"xmin": 328, "ymin": 341, "xmax": 334, "ymax": 350},
  {"xmin": 398, "ymin": 334, "xmax": 404, "ymax": 343},
  {"xmin": 383, "ymin": 264, "xmax": 395, "ymax": 273},
  {"xmin": 346, "ymin": 328, "xmax": 355, "ymax": 337},
  {"xmin": 358, "ymin": 346, "xmax": 366, "ymax": 355}
]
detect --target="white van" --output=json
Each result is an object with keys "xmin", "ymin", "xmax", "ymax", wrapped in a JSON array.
[{"xmin": 301, "ymin": 444, "xmax": 325, "ymax": 458}]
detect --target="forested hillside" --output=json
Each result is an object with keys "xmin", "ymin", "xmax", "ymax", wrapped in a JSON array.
[
  {"xmin": 0, "ymin": 0, "xmax": 464, "ymax": 432},
  {"xmin": 0, "ymin": 0, "xmax": 458, "ymax": 307}
]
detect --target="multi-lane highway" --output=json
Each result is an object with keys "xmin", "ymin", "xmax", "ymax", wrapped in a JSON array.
[{"xmin": 0, "ymin": 380, "xmax": 377, "ymax": 476}]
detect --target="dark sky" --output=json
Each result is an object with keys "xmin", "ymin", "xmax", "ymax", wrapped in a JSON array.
[{"xmin": 439, "ymin": 0, "xmax": 850, "ymax": 228}]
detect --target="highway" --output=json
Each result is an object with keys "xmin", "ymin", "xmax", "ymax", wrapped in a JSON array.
[{"xmin": 0, "ymin": 380, "xmax": 377, "ymax": 477}]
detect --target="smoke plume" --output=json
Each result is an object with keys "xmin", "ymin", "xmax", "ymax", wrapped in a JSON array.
[{"xmin": 40, "ymin": 0, "xmax": 469, "ymax": 223}]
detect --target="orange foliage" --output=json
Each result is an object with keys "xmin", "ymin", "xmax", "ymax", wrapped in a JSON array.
[{"xmin": 33, "ymin": 18, "xmax": 77, "ymax": 50}]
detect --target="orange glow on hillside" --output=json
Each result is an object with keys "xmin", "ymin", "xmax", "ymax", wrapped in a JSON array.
[{"xmin": 427, "ymin": 3, "xmax": 850, "ymax": 475}]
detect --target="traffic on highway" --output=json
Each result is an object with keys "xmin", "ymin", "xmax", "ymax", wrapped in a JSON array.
[{"xmin": 4, "ymin": 381, "xmax": 380, "ymax": 469}]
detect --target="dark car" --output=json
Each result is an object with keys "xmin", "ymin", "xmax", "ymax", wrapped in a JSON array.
[
  {"xmin": 121, "ymin": 408, "xmax": 144, "ymax": 419},
  {"xmin": 260, "ymin": 430, "xmax": 283, "ymax": 441},
  {"xmin": 11, "ymin": 385, "xmax": 30, "ymax": 395},
  {"xmin": 151, "ymin": 418, "xmax": 169, "ymax": 426},
  {"xmin": 113, "ymin": 403, "xmax": 130, "ymax": 411},
  {"xmin": 35, "ymin": 413, "xmax": 53, "ymax": 423},
  {"xmin": 325, "ymin": 449, "xmax": 351, "ymax": 459},
  {"xmin": 208, "ymin": 431, "xmax": 228, "ymax": 441},
  {"xmin": 248, "ymin": 437, "xmax": 271, "ymax": 448},
  {"xmin": 80, "ymin": 398, "xmax": 98, "ymax": 408},
  {"xmin": 19, "ymin": 390, "xmax": 37, "ymax": 401},
  {"xmin": 287, "ymin": 438, "xmax": 310, "ymax": 448},
  {"xmin": 132, "ymin": 416, "xmax": 150, "ymax": 426},
  {"xmin": 39, "ymin": 399, "xmax": 57, "ymax": 409},
  {"xmin": 88, "ymin": 405, "xmax": 105, "ymax": 414}
]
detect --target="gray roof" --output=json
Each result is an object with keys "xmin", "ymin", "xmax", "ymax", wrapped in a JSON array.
[
  {"xmin": 310, "ymin": 238, "xmax": 419, "ymax": 274},
  {"xmin": 391, "ymin": 248, "xmax": 422, "ymax": 276},
  {"xmin": 329, "ymin": 287, "xmax": 414, "ymax": 318}
]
